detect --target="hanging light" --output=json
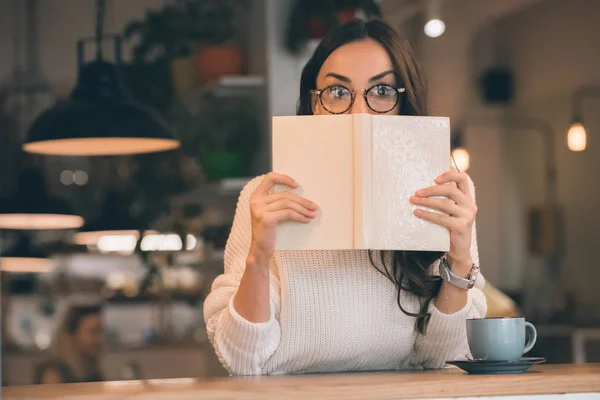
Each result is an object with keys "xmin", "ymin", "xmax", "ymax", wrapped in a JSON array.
[
  {"xmin": 567, "ymin": 121, "xmax": 586, "ymax": 152},
  {"xmin": 0, "ymin": 234, "xmax": 53, "ymax": 273},
  {"xmin": 23, "ymin": 0, "xmax": 179, "ymax": 156},
  {"xmin": 451, "ymin": 128, "xmax": 470, "ymax": 171},
  {"xmin": 567, "ymin": 86, "xmax": 600, "ymax": 152},
  {"xmin": 73, "ymin": 190, "xmax": 142, "ymax": 245},
  {"xmin": 0, "ymin": 166, "xmax": 84, "ymax": 230},
  {"xmin": 424, "ymin": 0, "xmax": 446, "ymax": 38}
]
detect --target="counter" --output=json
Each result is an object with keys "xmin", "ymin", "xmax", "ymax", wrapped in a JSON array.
[{"xmin": 3, "ymin": 363, "xmax": 600, "ymax": 400}]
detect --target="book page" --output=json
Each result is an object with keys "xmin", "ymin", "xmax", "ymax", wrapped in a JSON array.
[
  {"xmin": 272, "ymin": 115, "xmax": 354, "ymax": 250},
  {"xmin": 366, "ymin": 115, "xmax": 451, "ymax": 251}
]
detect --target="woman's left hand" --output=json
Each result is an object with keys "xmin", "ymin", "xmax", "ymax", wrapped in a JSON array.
[{"xmin": 409, "ymin": 170, "xmax": 477, "ymax": 277}]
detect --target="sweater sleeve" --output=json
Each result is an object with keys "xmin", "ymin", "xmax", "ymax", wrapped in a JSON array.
[
  {"xmin": 203, "ymin": 176, "xmax": 282, "ymax": 376},
  {"xmin": 410, "ymin": 174, "xmax": 488, "ymax": 369}
]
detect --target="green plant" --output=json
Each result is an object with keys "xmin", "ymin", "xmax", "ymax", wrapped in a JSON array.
[
  {"xmin": 171, "ymin": 94, "xmax": 261, "ymax": 169},
  {"xmin": 179, "ymin": 0, "xmax": 245, "ymax": 45},
  {"xmin": 121, "ymin": 0, "xmax": 246, "ymax": 113},
  {"xmin": 285, "ymin": 0, "xmax": 381, "ymax": 54},
  {"xmin": 123, "ymin": 0, "xmax": 244, "ymax": 63},
  {"xmin": 124, "ymin": 4, "xmax": 192, "ymax": 63}
]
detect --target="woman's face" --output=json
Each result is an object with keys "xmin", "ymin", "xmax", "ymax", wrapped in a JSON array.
[
  {"xmin": 314, "ymin": 38, "xmax": 400, "ymax": 115},
  {"xmin": 73, "ymin": 314, "xmax": 104, "ymax": 358}
]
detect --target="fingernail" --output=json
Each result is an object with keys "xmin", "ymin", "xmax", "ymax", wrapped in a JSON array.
[
  {"xmin": 414, "ymin": 209, "xmax": 423, "ymax": 215},
  {"xmin": 416, "ymin": 189, "xmax": 425, "ymax": 196}
]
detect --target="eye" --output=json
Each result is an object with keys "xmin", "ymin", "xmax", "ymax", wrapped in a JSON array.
[
  {"xmin": 371, "ymin": 84, "xmax": 396, "ymax": 97},
  {"xmin": 325, "ymin": 85, "xmax": 352, "ymax": 100}
]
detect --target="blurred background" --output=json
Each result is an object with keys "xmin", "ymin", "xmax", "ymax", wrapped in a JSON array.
[{"xmin": 0, "ymin": 0, "xmax": 599, "ymax": 386}]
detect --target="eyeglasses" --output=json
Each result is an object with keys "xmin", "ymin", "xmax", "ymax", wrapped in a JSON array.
[{"xmin": 311, "ymin": 84, "xmax": 406, "ymax": 114}]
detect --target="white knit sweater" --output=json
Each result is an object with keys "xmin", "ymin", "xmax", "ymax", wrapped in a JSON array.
[{"xmin": 204, "ymin": 176, "xmax": 487, "ymax": 376}]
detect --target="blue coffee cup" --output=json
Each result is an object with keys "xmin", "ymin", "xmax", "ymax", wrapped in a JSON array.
[{"xmin": 466, "ymin": 317, "xmax": 537, "ymax": 361}]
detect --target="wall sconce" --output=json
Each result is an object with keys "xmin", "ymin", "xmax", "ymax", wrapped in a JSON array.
[{"xmin": 567, "ymin": 85, "xmax": 600, "ymax": 152}]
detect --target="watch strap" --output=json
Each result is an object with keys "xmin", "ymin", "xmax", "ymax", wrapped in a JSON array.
[{"xmin": 439, "ymin": 257, "xmax": 479, "ymax": 290}]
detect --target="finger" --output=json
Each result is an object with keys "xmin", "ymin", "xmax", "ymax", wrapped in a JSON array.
[
  {"xmin": 267, "ymin": 199, "xmax": 317, "ymax": 218},
  {"xmin": 265, "ymin": 191, "xmax": 318, "ymax": 211},
  {"xmin": 435, "ymin": 170, "xmax": 471, "ymax": 198},
  {"xmin": 413, "ymin": 209, "xmax": 457, "ymax": 229},
  {"xmin": 254, "ymin": 173, "xmax": 298, "ymax": 196},
  {"xmin": 269, "ymin": 209, "xmax": 312, "ymax": 224},
  {"xmin": 410, "ymin": 196, "xmax": 466, "ymax": 217},
  {"xmin": 415, "ymin": 184, "xmax": 470, "ymax": 206}
]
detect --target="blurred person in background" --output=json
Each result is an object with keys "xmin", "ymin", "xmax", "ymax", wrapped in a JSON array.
[{"xmin": 34, "ymin": 304, "xmax": 105, "ymax": 384}]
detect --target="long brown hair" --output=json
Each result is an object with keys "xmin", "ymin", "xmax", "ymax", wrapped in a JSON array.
[{"xmin": 297, "ymin": 19, "xmax": 444, "ymax": 334}]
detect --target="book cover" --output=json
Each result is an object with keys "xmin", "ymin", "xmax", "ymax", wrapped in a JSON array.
[{"xmin": 272, "ymin": 114, "xmax": 450, "ymax": 251}]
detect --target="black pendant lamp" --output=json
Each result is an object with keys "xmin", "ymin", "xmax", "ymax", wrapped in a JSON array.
[
  {"xmin": 23, "ymin": 0, "xmax": 179, "ymax": 156},
  {"xmin": 1, "ymin": 234, "xmax": 53, "ymax": 273},
  {"xmin": 73, "ymin": 189, "xmax": 143, "ymax": 246},
  {"xmin": 0, "ymin": 166, "xmax": 84, "ymax": 230}
]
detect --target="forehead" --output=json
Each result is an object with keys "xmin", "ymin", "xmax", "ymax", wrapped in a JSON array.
[{"xmin": 317, "ymin": 38, "xmax": 394, "ymax": 84}]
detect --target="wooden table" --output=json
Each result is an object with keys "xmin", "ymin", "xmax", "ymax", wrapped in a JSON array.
[{"xmin": 3, "ymin": 364, "xmax": 600, "ymax": 400}]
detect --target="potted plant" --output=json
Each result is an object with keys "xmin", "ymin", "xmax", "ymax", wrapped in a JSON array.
[
  {"xmin": 180, "ymin": 0, "xmax": 247, "ymax": 84},
  {"xmin": 171, "ymin": 94, "xmax": 261, "ymax": 182},
  {"xmin": 285, "ymin": 0, "xmax": 381, "ymax": 54},
  {"xmin": 124, "ymin": 0, "xmax": 247, "ymax": 97}
]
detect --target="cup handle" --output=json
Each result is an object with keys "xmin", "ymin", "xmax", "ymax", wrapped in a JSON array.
[{"xmin": 523, "ymin": 322, "xmax": 537, "ymax": 354}]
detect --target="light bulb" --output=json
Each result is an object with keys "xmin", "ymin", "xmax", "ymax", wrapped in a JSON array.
[
  {"xmin": 567, "ymin": 122, "xmax": 586, "ymax": 151},
  {"xmin": 424, "ymin": 19, "xmax": 445, "ymax": 38},
  {"xmin": 452, "ymin": 147, "xmax": 470, "ymax": 171}
]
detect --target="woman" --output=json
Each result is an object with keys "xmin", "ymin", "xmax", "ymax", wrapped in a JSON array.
[
  {"xmin": 35, "ymin": 304, "xmax": 105, "ymax": 384},
  {"xmin": 204, "ymin": 19, "xmax": 487, "ymax": 376}
]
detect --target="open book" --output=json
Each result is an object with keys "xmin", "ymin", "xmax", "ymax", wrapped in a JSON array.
[{"xmin": 272, "ymin": 114, "xmax": 450, "ymax": 251}]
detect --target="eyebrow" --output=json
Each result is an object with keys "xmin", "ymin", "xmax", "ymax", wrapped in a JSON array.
[
  {"xmin": 324, "ymin": 72, "xmax": 351, "ymax": 83},
  {"xmin": 324, "ymin": 70, "xmax": 397, "ymax": 83},
  {"xmin": 369, "ymin": 70, "xmax": 396, "ymax": 82}
]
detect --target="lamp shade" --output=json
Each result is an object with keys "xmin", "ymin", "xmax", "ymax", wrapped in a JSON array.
[
  {"xmin": 0, "ymin": 167, "xmax": 84, "ymax": 230},
  {"xmin": 73, "ymin": 189, "xmax": 143, "ymax": 245},
  {"xmin": 1, "ymin": 235, "xmax": 53, "ymax": 273},
  {"xmin": 23, "ymin": 59, "xmax": 180, "ymax": 156}
]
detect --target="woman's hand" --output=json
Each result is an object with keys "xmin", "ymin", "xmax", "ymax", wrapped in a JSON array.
[
  {"xmin": 248, "ymin": 173, "xmax": 319, "ymax": 265},
  {"xmin": 410, "ymin": 170, "xmax": 477, "ymax": 276}
]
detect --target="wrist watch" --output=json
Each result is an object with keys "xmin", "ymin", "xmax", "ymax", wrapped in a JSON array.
[{"xmin": 439, "ymin": 256, "xmax": 480, "ymax": 290}]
